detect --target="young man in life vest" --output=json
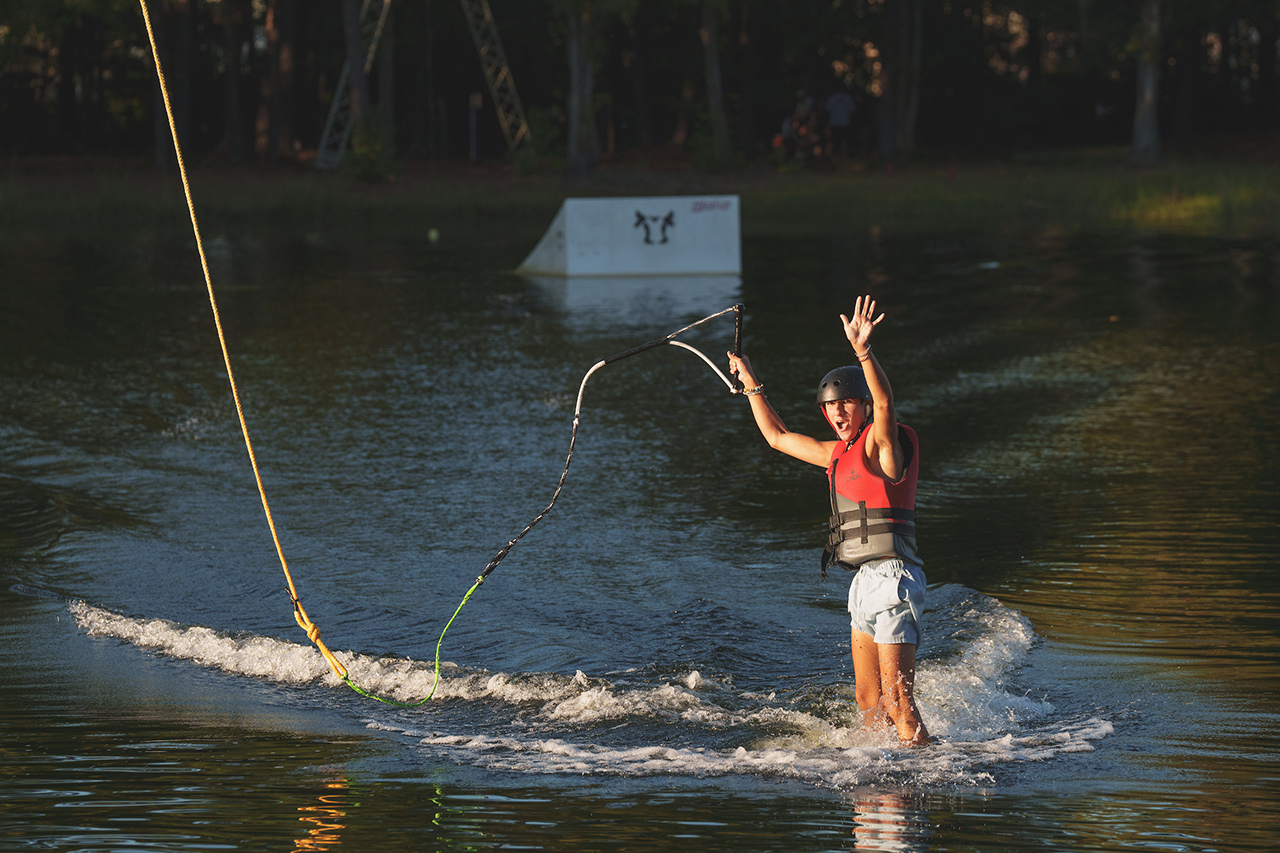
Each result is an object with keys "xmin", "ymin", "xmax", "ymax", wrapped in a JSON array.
[{"xmin": 726, "ymin": 295, "xmax": 931, "ymax": 747}]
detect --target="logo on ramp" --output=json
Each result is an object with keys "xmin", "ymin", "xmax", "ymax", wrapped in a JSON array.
[{"xmin": 634, "ymin": 210, "xmax": 676, "ymax": 245}]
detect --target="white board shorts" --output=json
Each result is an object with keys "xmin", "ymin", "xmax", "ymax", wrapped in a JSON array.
[{"xmin": 847, "ymin": 558, "xmax": 927, "ymax": 646}]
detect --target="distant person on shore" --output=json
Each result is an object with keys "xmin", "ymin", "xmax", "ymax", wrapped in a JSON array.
[
  {"xmin": 775, "ymin": 114, "xmax": 796, "ymax": 161},
  {"xmin": 791, "ymin": 89, "xmax": 819, "ymax": 159},
  {"xmin": 726, "ymin": 296, "xmax": 931, "ymax": 747},
  {"xmin": 824, "ymin": 89, "xmax": 857, "ymax": 158}
]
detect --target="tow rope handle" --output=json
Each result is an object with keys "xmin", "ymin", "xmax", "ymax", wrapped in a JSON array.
[
  {"xmin": 731, "ymin": 303, "xmax": 744, "ymax": 393},
  {"xmin": 601, "ymin": 303, "xmax": 746, "ymax": 394}
]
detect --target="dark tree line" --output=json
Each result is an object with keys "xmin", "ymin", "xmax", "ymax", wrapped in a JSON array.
[{"xmin": 2, "ymin": 1, "xmax": 1278, "ymax": 171}]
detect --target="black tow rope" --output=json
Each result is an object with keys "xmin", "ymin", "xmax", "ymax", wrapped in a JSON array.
[
  {"xmin": 356, "ymin": 303, "xmax": 746, "ymax": 707},
  {"xmin": 478, "ymin": 302, "xmax": 745, "ymax": 583}
]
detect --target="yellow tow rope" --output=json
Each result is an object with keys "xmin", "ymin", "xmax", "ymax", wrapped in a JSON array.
[
  {"xmin": 138, "ymin": 1, "xmax": 746, "ymax": 708},
  {"xmin": 138, "ymin": 0, "xmax": 348, "ymax": 683}
]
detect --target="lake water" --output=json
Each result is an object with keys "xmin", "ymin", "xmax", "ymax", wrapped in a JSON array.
[{"xmin": 1, "ymin": 206, "xmax": 1278, "ymax": 851}]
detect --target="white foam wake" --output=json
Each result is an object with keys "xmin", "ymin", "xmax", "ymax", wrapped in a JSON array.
[
  {"xmin": 915, "ymin": 587, "xmax": 1053, "ymax": 741},
  {"xmin": 70, "ymin": 600, "xmax": 337, "ymax": 684},
  {"xmin": 68, "ymin": 588, "xmax": 1111, "ymax": 789},
  {"xmin": 405, "ymin": 718, "xmax": 1114, "ymax": 788}
]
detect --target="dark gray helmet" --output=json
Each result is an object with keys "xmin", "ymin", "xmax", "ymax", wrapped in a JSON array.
[{"xmin": 816, "ymin": 366, "xmax": 871, "ymax": 405}]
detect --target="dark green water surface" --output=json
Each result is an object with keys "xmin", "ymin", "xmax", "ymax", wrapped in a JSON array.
[{"xmin": 1, "ymin": 214, "xmax": 1277, "ymax": 851}]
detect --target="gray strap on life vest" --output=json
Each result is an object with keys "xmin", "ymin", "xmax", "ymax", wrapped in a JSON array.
[
  {"xmin": 828, "ymin": 506, "xmax": 917, "ymax": 543},
  {"xmin": 820, "ymin": 503, "xmax": 917, "ymax": 578}
]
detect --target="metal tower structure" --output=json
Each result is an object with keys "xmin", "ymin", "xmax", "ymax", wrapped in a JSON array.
[
  {"xmin": 315, "ymin": 0, "xmax": 392, "ymax": 170},
  {"xmin": 317, "ymin": 0, "xmax": 531, "ymax": 167},
  {"xmin": 459, "ymin": 0, "xmax": 532, "ymax": 151}
]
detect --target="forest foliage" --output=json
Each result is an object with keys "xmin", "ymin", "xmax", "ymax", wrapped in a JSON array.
[{"xmin": 1, "ymin": 1, "xmax": 1277, "ymax": 173}]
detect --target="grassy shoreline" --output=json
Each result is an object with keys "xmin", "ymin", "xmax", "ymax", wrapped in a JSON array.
[{"xmin": 3, "ymin": 153, "xmax": 1277, "ymax": 239}]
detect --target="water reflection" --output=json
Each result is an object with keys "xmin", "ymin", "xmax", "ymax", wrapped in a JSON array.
[
  {"xmin": 294, "ymin": 774, "xmax": 350, "ymax": 851},
  {"xmin": 523, "ymin": 274, "xmax": 742, "ymax": 331},
  {"xmin": 849, "ymin": 790, "xmax": 931, "ymax": 852}
]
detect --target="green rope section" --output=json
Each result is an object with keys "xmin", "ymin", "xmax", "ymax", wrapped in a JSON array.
[{"xmin": 338, "ymin": 575, "xmax": 485, "ymax": 708}]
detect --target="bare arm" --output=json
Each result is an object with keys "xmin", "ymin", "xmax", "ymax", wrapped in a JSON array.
[
  {"xmin": 726, "ymin": 352, "xmax": 835, "ymax": 469},
  {"xmin": 841, "ymin": 295, "xmax": 904, "ymax": 482}
]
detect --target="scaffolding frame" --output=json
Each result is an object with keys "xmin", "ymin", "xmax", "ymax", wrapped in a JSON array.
[
  {"xmin": 459, "ymin": 0, "xmax": 531, "ymax": 151},
  {"xmin": 316, "ymin": 0, "xmax": 530, "ymax": 169},
  {"xmin": 315, "ymin": 0, "xmax": 392, "ymax": 170}
]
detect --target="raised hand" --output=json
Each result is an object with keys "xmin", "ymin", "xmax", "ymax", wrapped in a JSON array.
[{"xmin": 840, "ymin": 295, "xmax": 885, "ymax": 353}]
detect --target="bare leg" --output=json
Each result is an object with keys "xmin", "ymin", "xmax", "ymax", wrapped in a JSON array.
[
  {"xmin": 877, "ymin": 642, "xmax": 931, "ymax": 746},
  {"xmin": 851, "ymin": 628, "xmax": 890, "ymax": 732}
]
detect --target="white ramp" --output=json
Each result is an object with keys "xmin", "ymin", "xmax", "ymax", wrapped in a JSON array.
[{"xmin": 516, "ymin": 196, "xmax": 741, "ymax": 276}]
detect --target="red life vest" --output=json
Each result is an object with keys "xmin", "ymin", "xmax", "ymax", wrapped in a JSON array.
[{"xmin": 821, "ymin": 424, "xmax": 920, "ymax": 576}]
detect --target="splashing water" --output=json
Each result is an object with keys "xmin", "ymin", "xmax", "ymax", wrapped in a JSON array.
[{"xmin": 69, "ymin": 583, "xmax": 1109, "ymax": 790}]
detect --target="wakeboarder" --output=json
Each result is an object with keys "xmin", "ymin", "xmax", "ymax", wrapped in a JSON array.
[{"xmin": 727, "ymin": 295, "xmax": 931, "ymax": 746}]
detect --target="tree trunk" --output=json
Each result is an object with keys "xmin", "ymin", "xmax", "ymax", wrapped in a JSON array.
[
  {"xmin": 897, "ymin": 0, "xmax": 922, "ymax": 155},
  {"xmin": 735, "ymin": 0, "xmax": 755, "ymax": 155},
  {"xmin": 146, "ymin": 0, "xmax": 175, "ymax": 170},
  {"xmin": 274, "ymin": 0, "xmax": 299, "ymax": 160},
  {"xmin": 219, "ymin": 0, "xmax": 244, "ymax": 162},
  {"xmin": 566, "ymin": 4, "xmax": 599, "ymax": 179},
  {"xmin": 699, "ymin": 0, "xmax": 731, "ymax": 163},
  {"xmin": 341, "ymin": 0, "xmax": 371, "ymax": 128},
  {"xmin": 409, "ymin": 0, "xmax": 437, "ymax": 156},
  {"xmin": 1078, "ymin": 0, "xmax": 1090, "ymax": 60},
  {"xmin": 378, "ymin": 3, "xmax": 396, "ymax": 154},
  {"xmin": 629, "ymin": 6, "xmax": 654, "ymax": 149},
  {"xmin": 671, "ymin": 78, "xmax": 695, "ymax": 147},
  {"xmin": 1170, "ymin": 21, "xmax": 1199, "ymax": 148},
  {"xmin": 1024, "ymin": 8, "xmax": 1042, "ymax": 87},
  {"xmin": 1257, "ymin": 15, "xmax": 1279, "ymax": 131},
  {"xmin": 254, "ymin": 0, "xmax": 277, "ymax": 159},
  {"xmin": 56, "ymin": 15, "xmax": 84, "ymax": 152},
  {"xmin": 1131, "ymin": 0, "xmax": 1162, "ymax": 164},
  {"xmin": 876, "ymin": 0, "xmax": 900, "ymax": 165},
  {"xmin": 173, "ymin": 0, "xmax": 193, "ymax": 152},
  {"xmin": 877, "ymin": 0, "xmax": 922, "ymax": 164},
  {"xmin": 877, "ymin": 67, "xmax": 896, "ymax": 166}
]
